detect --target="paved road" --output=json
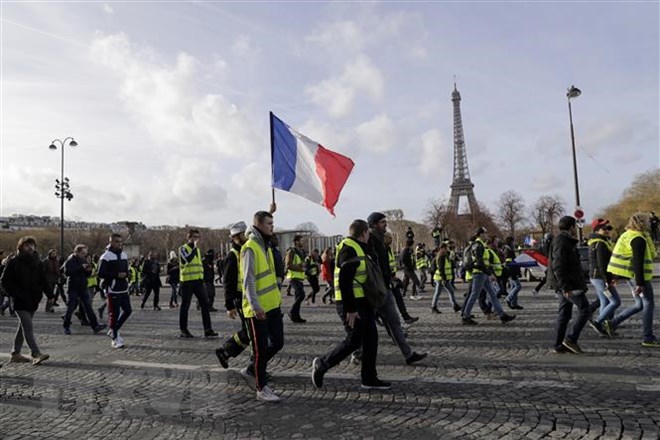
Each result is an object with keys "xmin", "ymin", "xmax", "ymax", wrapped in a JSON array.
[{"xmin": 1, "ymin": 281, "xmax": 659, "ymax": 439}]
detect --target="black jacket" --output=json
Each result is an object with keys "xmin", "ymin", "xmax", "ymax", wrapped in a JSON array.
[
  {"xmin": 401, "ymin": 247, "xmax": 415, "ymax": 272},
  {"xmin": 367, "ymin": 228, "xmax": 391, "ymax": 286},
  {"xmin": 166, "ymin": 261, "xmax": 180, "ymax": 285},
  {"xmin": 588, "ymin": 233, "xmax": 612, "ymax": 282},
  {"xmin": 64, "ymin": 254, "xmax": 92, "ymax": 292},
  {"xmin": 0, "ymin": 251, "xmax": 50, "ymax": 311},
  {"xmin": 203, "ymin": 255, "xmax": 215, "ymax": 283},
  {"xmin": 98, "ymin": 246, "xmax": 130, "ymax": 293},
  {"xmin": 142, "ymin": 259, "xmax": 163, "ymax": 288},
  {"xmin": 548, "ymin": 231, "xmax": 586, "ymax": 292},
  {"xmin": 222, "ymin": 244, "xmax": 241, "ymax": 310},
  {"xmin": 337, "ymin": 238, "xmax": 370, "ymax": 313}
]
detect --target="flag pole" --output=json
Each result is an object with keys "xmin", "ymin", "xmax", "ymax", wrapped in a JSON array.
[{"xmin": 269, "ymin": 111, "xmax": 276, "ymax": 205}]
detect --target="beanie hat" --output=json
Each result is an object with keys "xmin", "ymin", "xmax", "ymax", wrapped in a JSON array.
[{"xmin": 367, "ymin": 212, "xmax": 386, "ymax": 226}]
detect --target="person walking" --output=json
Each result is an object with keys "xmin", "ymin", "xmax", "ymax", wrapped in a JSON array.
[
  {"xmin": 432, "ymin": 226, "xmax": 442, "ymax": 248},
  {"xmin": 42, "ymin": 249, "xmax": 59, "ymax": 313},
  {"xmin": 166, "ymin": 256, "xmax": 180, "ymax": 308},
  {"xmin": 0, "ymin": 236, "xmax": 51, "ymax": 365},
  {"xmin": 304, "ymin": 249, "xmax": 321, "ymax": 306},
  {"xmin": 503, "ymin": 237, "xmax": 523, "ymax": 310},
  {"xmin": 240, "ymin": 211, "xmax": 284, "ymax": 402},
  {"xmin": 548, "ymin": 216, "xmax": 590, "ymax": 354},
  {"xmin": 203, "ymin": 249, "xmax": 218, "ymax": 312},
  {"xmin": 604, "ymin": 213, "xmax": 659, "ymax": 347},
  {"xmin": 415, "ymin": 244, "xmax": 429, "ymax": 292},
  {"xmin": 383, "ymin": 231, "xmax": 417, "ymax": 324},
  {"xmin": 312, "ymin": 220, "xmax": 391, "ymax": 390},
  {"xmin": 178, "ymin": 229, "xmax": 217, "ymax": 339},
  {"xmin": 98, "ymin": 234, "xmax": 133, "ymax": 349},
  {"xmin": 585, "ymin": 219, "xmax": 619, "ymax": 335},
  {"xmin": 62, "ymin": 245, "xmax": 106, "ymax": 335},
  {"xmin": 215, "ymin": 221, "xmax": 251, "ymax": 369},
  {"xmin": 140, "ymin": 251, "xmax": 162, "ymax": 310},
  {"xmin": 320, "ymin": 247, "xmax": 335, "ymax": 305},
  {"xmin": 431, "ymin": 243, "xmax": 461, "ymax": 313},
  {"xmin": 401, "ymin": 240, "xmax": 421, "ymax": 300},
  {"xmin": 285, "ymin": 235, "xmax": 307, "ymax": 323}
]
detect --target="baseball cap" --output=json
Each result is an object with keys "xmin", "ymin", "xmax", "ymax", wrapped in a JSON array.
[
  {"xmin": 229, "ymin": 221, "xmax": 247, "ymax": 236},
  {"xmin": 591, "ymin": 218, "xmax": 612, "ymax": 231}
]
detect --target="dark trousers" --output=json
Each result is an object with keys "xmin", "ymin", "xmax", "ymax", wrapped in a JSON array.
[
  {"xmin": 205, "ymin": 281, "xmax": 216, "ymax": 308},
  {"xmin": 246, "ymin": 308, "xmax": 284, "ymax": 391},
  {"xmin": 306, "ymin": 276, "xmax": 320, "ymax": 303},
  {"xmin": 319, "ymin": 302, "xmax": 378, "ymax": 384},
  {"xmin": 222, "ymin": 298, "xmax": 251, "ymax": 358},
  {"xmin": 322, "ymin": 284, "xmax": 334, "ymax": 303},
  {"xmin": 64, "ymin": 288, "xmax": 99, "ymax": 329},
  {"xmin": 289, "ymin": 279, "xmax": 305, "ymax": 318},
  {"xmin": 107, "ymin": 291, "xmax": 132, "ymax": 339},
  {"xmin": 179, "ymin": 280, "xmax": 212, "ymax": 332},
  {"xmin": 402, "ymin": 270, "xmax": 419, "ymax": 295},
  {"xmin": 478, "ymin": 288, "xmax": 492, "ymax": 314},
  {"xmin": 141, "ymin": 284, "xmax": 160, "ymax": 307},
  {"xmin": 391, "ymin": 282, "xmax": 411, "ymax": 319},
  {"xmin": 535, "ymin": 272, "xmax": 548, "ymax": 292},
  {"xmin": 554, "ymin": 291, "xmax": 590, "ymax": 349}
]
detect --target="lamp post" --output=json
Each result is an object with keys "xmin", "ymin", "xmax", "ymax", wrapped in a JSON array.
[
  {"xmin": 49, "ymin": 137, "xmax": 78, "ymax": 258},
  {"xmin": 566, "ymin": 85, "xmax": 582, "ymax": 241}
]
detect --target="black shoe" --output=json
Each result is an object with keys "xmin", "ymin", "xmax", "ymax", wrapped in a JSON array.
[
  {"xmin": 404, "ymin": 316, "xmax": 419, "ymax": 324},
  {"xmin": 80, "ymin": 320, "xmax": 90, "ymax": 326},
  {"xmin": 215, "ymin": 348, "xmax": 229, "ymax": 369},
  {"xmin": 180, "ymin": 330, "xmax": 194, "ymax": 338},
  {"xmin": 93, "ymin": 324, "xmax": 107, "ymax": 334},
  {"xmin": 551, "ymin": 346, "xmax": 571, "ymax": 354},
  {"xmin": 462, "ymin": 317, "xmax": 478, "ymax": 325},
  {"xmin": 288, "ymin": 312, "xmax": 306, "ymax": 323},
  {"xmin": 588, "ymin": 320, "xmax": 607, "ymax": 336},
  {"xmin": 500, "ymin": 314, "xmax": 516, "ymax": 324},
  {"xmin": 405, "ymin": 352, "xmax": 428, "ymax": 365},
  {"xmin": 453, "ymin": 304, "xmax": 462, "ymax": 313},
  {"xmin": 140, "ymin": 303, "xmax": 145, "ymax": 309},
  {"xmin": 562, "ymin": 339, "xmax": 583, "ymax": 354},
  {"xmin": 361, "ymin": 379, "xmax": 391, "ymax": 390},
  {"xmin": 311, "ymin": 357, "xmax": 325, "ymax": 388},
  {"xmin": 153, "ymin": 306, "xmax": 161, "ymax": 311},
  {"xmin": 431, "ymin": 307, "xmax": 441, "ymax": 314},
  {"xmin": 204, "ymin": 330, "xmax": 219, "ymax": 338},
  {"xmin": 506, "ymin": 300, "xmax": 514, "ymax": 310},
  {"xmin": 209, "ymin": 307, "xmax": 219, "ymax": 312}
]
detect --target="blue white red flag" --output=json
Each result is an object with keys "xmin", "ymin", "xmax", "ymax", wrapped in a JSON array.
[{"xmin": 270, "ymin": 112, "xmax": 354, "ymax": 216}]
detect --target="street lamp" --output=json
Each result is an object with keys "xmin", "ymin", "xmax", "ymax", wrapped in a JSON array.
[
  {"xmin": 566, "ymin": 86, "xmax": 583, "ymax": 241},
  {"xmin": 49, "ymin": 137, "xmax": 78, "ymax": 258}
]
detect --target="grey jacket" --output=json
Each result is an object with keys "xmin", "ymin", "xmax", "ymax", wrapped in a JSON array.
[{"xmin": 241, "ymin": 225, "xmax": 270, "ymax": 315}]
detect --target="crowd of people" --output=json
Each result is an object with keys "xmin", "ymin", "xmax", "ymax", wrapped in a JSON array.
[{"xmin": 0, "ymin": 207, "xmax": 657, "ymax": 402}]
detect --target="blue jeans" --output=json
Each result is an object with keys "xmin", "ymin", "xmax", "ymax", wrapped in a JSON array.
[
  {"xmin": 463, "ymin": 273, "xmax": 504, "ymax": 318},
  {"xmin": 431, "ymin": 280, "xmax": 458, "ymax": 309},
  {"xmin": 590, "ymin": 278, "xmax": 620, "ymax": 324},
  {"xmin": 169, "ymin": 282, "xmax": 179, "ymax": 305},
  {"xmin": 64, "ymin": 288, "xmax": 99, "ymax": 329},
  {"xmin": 611, "ymin": 281, "xmax": 655, "ymax": 343},
  {"xmin": 506, "ymin": 278, "xmax": 522, "ymax": 305}
]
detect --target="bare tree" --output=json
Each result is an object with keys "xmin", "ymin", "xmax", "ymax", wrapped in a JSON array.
[
  {"xmin": 424, "ymin": 198, "xmax": 451, "ymax": 229},
  {"xmin": 496, "ymin": 190, "xmax": 526, "ymax": 238},
  {"xmin": 531, "ymin": 195, "xmax": 566, "ymax": 236},
  {"xmin": 383, "ymin": 209, "xmax": 404, "ymax": 222},
  {"xmin": 295, "ymin": 222, "xmax": 320, "ymax": 234}
]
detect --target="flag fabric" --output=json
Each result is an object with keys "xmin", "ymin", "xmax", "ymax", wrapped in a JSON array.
[
  {"xmin": 521, "ymin": 249, "xmax": 548, "ymax": 270},
  {"xmin": 270, "ymin": 112, "xmax": 354, "ymax": 216}
]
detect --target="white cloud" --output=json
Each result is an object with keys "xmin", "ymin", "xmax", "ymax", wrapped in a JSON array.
[
  {"xmin": 355, "ymin": 114, "xmax": 396, "ymax": 153},
  {"xmin": 103, "ymin": 3, "xmax": 114, "ymax": 15},
  {"xmin": 232, "ymin": 34, "xmax": 260, "ymax": 57},
  {"xmin": 89, "ymin": 32, "xmax": 261, "ymax": 158},
  {"xmin": 531, "ymin": 174, "xmax": 565, "ymax": 192},
  {"xmin": 306, "ymin": 20, "xmax": 366, "ymax": 52},
  {"xmin": 305, "ymin": 54, "xmax": 384, "ymax": 118},
  {"xmin": 418, "ymin": 129, "xmax": 451, "ymax": 178}
]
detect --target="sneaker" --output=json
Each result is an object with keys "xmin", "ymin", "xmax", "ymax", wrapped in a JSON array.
[
  {"xmin": 116, "ymin": 335, "xmax": 124, "ymax": 346},
  {"xmin": 409, "ymin": 295, "xmax": 421, "ymax": 301},
  {"xmin": 602, "ymin": 320, "xmax": 615, "ymax": 338},
  {"xmin": 215, "ymin": 348, "xmax": 229, "ymax": 369},
  {"xmin": 311, "ymin": 357, "xmax": 325, "ymax": 388},
  {"xmin": 562, "ymin": 339, "xmax": 582, "ymax": 354},
  {"xmin": 405, "ymin": 352, "xmax": 428, "ymax": 365},
  {"xmin": 10, "ymin": 353, "xmax": 31, "ymax": 363},
  {"xmin": 588, "ymin": 320, "xmax": 607, "ymax": 337},
  {"xmin": 256, "ymin": 386, "xmax": 281, "ymax": 402},
  {"xmin": 32, "ymin": 353, "xmax": 50, "ymax": 365},
  {"xmin": 641, "ymin": 339, "xmax": 660, "ymax": 348},
  {"xmin": 453, "ymin": 304, "xmax": 462, "ymax": 313},
  {"xmin": 153, "ymin": 306, "xmax": 161, "ymax": 311},
  {"xmin": 462, "ymin": 317, "xmax": 478, "ymax": 325},
  {"xmin": 404, "ymin": 316, "xmax": 419, "ymax": 324},
  {"xmin": 551, "ymin": 346, "xmax": 571, "ymax": 354},
  {"xmin": 64, "ymin": 327, "xmax": 72, "ymax": 335},
  {"xmin": 512, "ymin": 304, "xmax": 524, "ymax": 310},
  {"xmin": 500, "ymin": 314, "xmax": 516, "ymax": 324},
  {"xmin": 111, "ymin": 338, "xmax": 124, "ymax": 349},
  {"xmin": 288, "ymin": 312, "xmax": 307, "ymax": 323},
  {"xmin": 204, "ymin": 330, "xmax": 219, "ymax": 338},
  {"xmin": 240, "ymin": 367, "xmax": 256, "ymax": 389},
  {"xmin": 431, "ymin": 307, "xmax": 441, "ymax": 314},
  {"xmin": 361, "ymin": 379, "xmax": 392, "ymax": 390},
  {"xmin": 93, "ymin": 324, "xmax": 107, "ymax": 334},
  {"xmin": 180, "ymin": 330, "xmax": 195, "ymax": 339},
  {"xmin": 350, "ymin": 353, "xmax": 361, "ymax": 365}
]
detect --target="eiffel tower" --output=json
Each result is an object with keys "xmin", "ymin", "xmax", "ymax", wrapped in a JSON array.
[{"xmin": 448, "ymin": 83, "xmax": 479, "ymax": 216}]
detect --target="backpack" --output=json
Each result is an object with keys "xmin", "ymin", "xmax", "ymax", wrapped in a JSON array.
[
  {"xmin": 342, "ymin": 254, "xmax": 387, "ymax": 308},
  {"xmin": 462, "ymin": 243, "xmax": 475, "ymax": 272}
]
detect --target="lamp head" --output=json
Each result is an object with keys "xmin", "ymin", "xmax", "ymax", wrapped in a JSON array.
[
  {"xmin": 49, "ymin": 144, "xmax": 57, "ymax": 150},
  {"xmin": 567, "ymin": 85, "xmax": 581, "ymax": 99},
  {"xmin": 69, "ymin": 139, "xmax": 78, "ymax": 147}
]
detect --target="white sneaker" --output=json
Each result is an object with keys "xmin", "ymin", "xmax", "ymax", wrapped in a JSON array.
[
  {"xmin": 256, "ymin": 386, "xmax": 280, "ymax": 402},
  {"xmin": 116, "ymin": 335, "xmax": 124, "ymax": 346},
  {"xmin": 111, "ymin": 338, "xmax": 124, "ymax": 349}
]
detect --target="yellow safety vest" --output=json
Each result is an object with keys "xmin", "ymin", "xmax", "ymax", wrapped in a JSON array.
[
  {"xmin": 87, "ymin": 262, "xmax": 98, "ymax": 288},
  {"xmin": 388, "ymin": 249, "xmax": 397, "ymax": 274},
  {"xmin": 129, "ymin": 266, "xmax": 137, "ymax": 283},
  {"xmin": 433, "ymin": 255, "xmax": 453, "ymax": 281},
  {"xmin": 305, "ymin": 256, "xmax": 319, "ymax": 277},
  {"xmin": 230, "ymin": 247, "xmax": 242, "ymax": 293},
  {"xmin": 415, "ymin": 250, "xmax": 428, "ymax": 269},
  {"xmin": 334, "ymin": 238, "xmax": 367, "ymax": 302},
  {"xmin": 241, "ymin": 238, "xmax": 281, "ymax": 317},
  {"xmin": 607, "ymin": 230, "xmax": 655, "ymax": 282},
  {"xmin": 587, "ymin": 237, "xmax": 614, "ymax": 252},
  {"xmin": 488, "ymin": 249, "xmax": 503, "ymax": 277},
  {"xmin": 470, "ymin": 238, "xmax": 491, "ymax": 275},
  {"xmin": 286, "ymin": 249, "xmax": 305, "ymax": 280},
  {"xmin": 179, "ymin": 244, "xmax": 204, "ymax": 283}
]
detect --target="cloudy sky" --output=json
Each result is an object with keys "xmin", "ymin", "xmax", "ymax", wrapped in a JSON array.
[{"xmin": 2, "ymin": 2, "xmax": 658, "ymax": 235}]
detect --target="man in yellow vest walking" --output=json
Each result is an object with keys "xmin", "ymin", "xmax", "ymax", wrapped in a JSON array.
[
  {"xmin": 178, "ymin": 229, "xmax": 217, "ymax": 339},
  {"xmin": 286, "ymin": 235, "xmax": 307, "ymax": 323},
  {"xmin": 240, "ymin": 211, "xmax": 285, "ymax": 401},
  {"xmin": 604, "ymin": 213, "xmax": 659, "ymax": 347}
]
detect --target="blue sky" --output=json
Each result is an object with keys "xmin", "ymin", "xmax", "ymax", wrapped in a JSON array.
[{"xmin": 2, "ymin": 1, "xmax": 658, "ymax": 235}]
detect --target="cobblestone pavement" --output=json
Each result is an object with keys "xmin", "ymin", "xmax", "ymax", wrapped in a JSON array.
[{"xmin": 1, "ymin": 281, "xmax": 659, "ymax": 439}]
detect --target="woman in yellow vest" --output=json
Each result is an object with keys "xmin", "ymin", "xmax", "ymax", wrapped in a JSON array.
[
  {"xmin": 431, "ymin": 243, "xmax": 461, "ymax": 313},
  {"xmin": 604, "ymin": 213, "xmax": 659, "ymax": 347},
  {"xmin": 586, "ymin": 219, "xmax": 619, "ymax": 336}
]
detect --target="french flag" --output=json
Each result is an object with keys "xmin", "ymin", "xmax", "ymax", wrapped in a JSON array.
[{"xmin": 270, "ymin": 112, "xmax": 355, "ymax": 216}]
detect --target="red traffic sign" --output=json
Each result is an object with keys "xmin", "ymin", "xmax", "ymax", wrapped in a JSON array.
[{"xmin": 574, "ymin": 208, "xmax": 584, "ymax": 219}]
